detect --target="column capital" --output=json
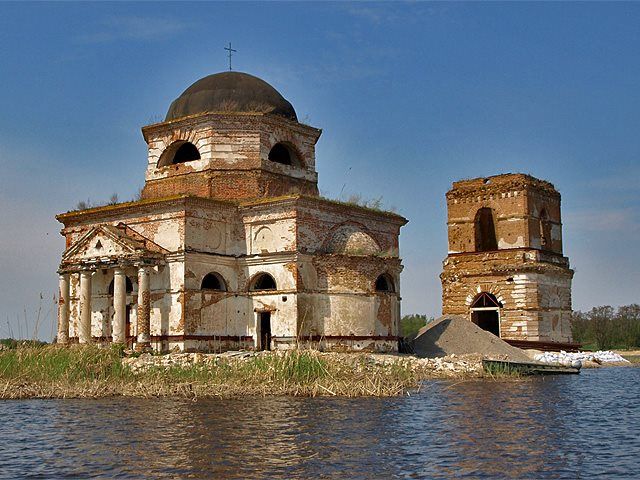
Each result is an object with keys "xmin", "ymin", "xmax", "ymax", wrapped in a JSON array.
[{"xmin": 136, "ymin": 265, "xmax": 155, "ymax": 277}]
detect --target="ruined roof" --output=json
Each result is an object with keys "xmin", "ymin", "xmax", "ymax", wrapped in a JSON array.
[
  {"xmin": 447, "ymin": 173, "xmax": 560, "ymax": 199},
  {"xmin": 165, "ymin": 72, "xmax": 298, "ymax": 122}
]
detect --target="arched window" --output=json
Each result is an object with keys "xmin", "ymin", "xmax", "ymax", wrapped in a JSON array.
[
  {"xmin": 108, "ymin": 276, "xmax": 133, "ymax": 295},
  {"xmin": 157, "ymin": 140, "xmax": 201, "ymax": 167},
  {"xmin": 201, "ymin": 272, "xmax": 226, "ymax": 291},
  {"xmin": 268, "ymin": 143, "xmax": 300, "ymax": 166},
  {"xmin": 250, "ymin": 273, "xmax": 277, "ymax": 291},
  {"xmin": 375, "ymin": 274, "xmax": 395, "ymax": 293},
  {"xmin": 471, "ymin": 292, "xmax": 502, "ymax": 309},
  {"xmin": 539, "ymin": 208, "xmax": 551, "ymax": 250},
  {"xmin": 474, "ymin": 207, "xmax": 498, "ymax": 252}
]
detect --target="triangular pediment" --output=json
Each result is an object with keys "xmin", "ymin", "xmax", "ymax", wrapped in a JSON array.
[{"xmin": 62, "ymin": 224, "xmax": 164, "ymax": 264}]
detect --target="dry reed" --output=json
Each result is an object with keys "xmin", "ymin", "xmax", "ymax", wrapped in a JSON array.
[{"xmin": 0, "ymin": 345, "xmax": 465, "ymax": 399}]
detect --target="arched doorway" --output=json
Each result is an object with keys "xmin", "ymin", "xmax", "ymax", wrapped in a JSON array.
[{"xmin": 470, "ymin": 292, "xmax": 502, "ymax": 336}]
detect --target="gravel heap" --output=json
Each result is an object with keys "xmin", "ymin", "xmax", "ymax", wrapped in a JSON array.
[
  {"xmin": 535, "ymin": 350, "xmax": 630, "ymax": 365},
  {"xmin": 412, "ymin": 315, "xmax": 531, "ymax": 361}
]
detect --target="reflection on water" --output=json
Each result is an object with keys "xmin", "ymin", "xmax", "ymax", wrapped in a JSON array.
[{"xmin": 1, "ymin": 367, "xmax": 639, "ymax": 479}]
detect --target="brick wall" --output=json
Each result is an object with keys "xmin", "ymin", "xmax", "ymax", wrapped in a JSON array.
[{"xmin": 441, "ymin": 173, "xmax": 574, "ymax": 343}]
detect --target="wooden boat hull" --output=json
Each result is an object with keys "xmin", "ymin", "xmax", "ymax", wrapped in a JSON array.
[{"xmin": 482, "ymin": 359, "xmax": 581, "ymax": 375}]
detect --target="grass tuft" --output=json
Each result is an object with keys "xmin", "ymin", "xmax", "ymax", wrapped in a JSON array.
[{"xmin": 0, "ymin": 346, "xmax": 483, "ymax": 399}]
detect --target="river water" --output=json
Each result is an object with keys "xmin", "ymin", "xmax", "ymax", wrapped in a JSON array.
[{"xmin": 1, "ymin": 367, "xmax": 639, "ymax": 479}]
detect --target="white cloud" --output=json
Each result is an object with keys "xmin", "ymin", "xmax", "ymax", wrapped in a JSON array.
[
  {"xmin": 345, "ymin": 3, "xmax": 449, "ymax": 26},
  {"xmin": 582, "ymin": 167, "xmax": 640, "ymax": 192},
  {"xmin": 565, "ymin": 207, "xmax": 639, "ymax": 233},
  {"xmin": 75, "ymin": 16, "xmax": 189, "ymax": 44}
]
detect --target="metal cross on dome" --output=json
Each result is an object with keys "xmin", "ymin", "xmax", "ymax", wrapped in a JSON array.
[{"xmin": 224, "ymin": 42, "xmax": 237, "ymax": 71}]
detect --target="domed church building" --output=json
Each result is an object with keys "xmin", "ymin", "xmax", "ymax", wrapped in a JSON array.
[{"xmin": 55, "ymin": 72, "xmax": 407, "ymax": 353}]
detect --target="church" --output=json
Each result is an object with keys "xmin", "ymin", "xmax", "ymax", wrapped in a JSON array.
[{"xmin": 55, "ymin": 71, "xmax": 407, "ymax": 353}]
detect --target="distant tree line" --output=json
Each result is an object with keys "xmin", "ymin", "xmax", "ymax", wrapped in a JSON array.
[
  {"xmin": 400, "ymin": 314, "xmax": 434, "ymax": 340},
  {"xmin": 571, "ymin": 304, "xmax": 640, "ymax": 350}
]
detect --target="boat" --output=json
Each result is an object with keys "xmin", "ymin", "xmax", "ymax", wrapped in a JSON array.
[{"xmin": 482, "ymin": 358, "xmax": 581, "ymax": 375}]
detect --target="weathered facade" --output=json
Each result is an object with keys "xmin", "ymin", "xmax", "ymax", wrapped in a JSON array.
[
  {"xmin": 56, "ymin": 72, "xmax": 407, "ymax": 353},
  {"xmin": 440, "ymin": 173, "xmax": 574, "ymax": 344}
]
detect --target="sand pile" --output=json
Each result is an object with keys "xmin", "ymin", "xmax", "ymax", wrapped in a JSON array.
[{"xmin": 412, "ymin": 315, "xmax": 531, "ymax": 361}]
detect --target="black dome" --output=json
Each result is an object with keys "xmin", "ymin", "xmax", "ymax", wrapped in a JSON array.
[{"xmin": 165, "ymin": 72, "xmax": 297, "ymax": 122}]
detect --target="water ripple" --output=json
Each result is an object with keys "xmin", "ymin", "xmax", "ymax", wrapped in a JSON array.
[{"xmin": 0, "ymin": 367, "xmax": 638, "ymax": 478}]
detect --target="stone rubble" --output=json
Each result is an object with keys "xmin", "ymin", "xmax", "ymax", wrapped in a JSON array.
[
  {"xmin": 121, "ymin": 351, "xmax": 486, "ymax": 377},
  {"xmin": 122, "ymin": 350, "xmax": 255, "ymax": 374}
]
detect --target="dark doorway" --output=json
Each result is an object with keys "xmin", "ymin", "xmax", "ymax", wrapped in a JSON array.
[
  {"xmin": 259, "ymin": 312, "xmax": 272, "ymax": 351},
  {"xmin": 471, "ymin": 310, "xmax": 500, "ymax": 336},
  {"xmin": 470, "ymin": 292, "xmax": 502, "ymax": 337}
]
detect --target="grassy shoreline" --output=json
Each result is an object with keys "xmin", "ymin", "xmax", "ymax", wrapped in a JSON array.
[{"xmin": 0, "ymin": 345, "xmax": 484, "ymax": 399}]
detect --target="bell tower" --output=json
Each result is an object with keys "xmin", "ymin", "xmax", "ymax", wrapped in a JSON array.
[
  {"xmin": 140, "ymin": 72, "xmax": 322, "ymax": 201},
  {"xmin": 440, "ymin": 173, "xmax": 574, "ymax": 345}
]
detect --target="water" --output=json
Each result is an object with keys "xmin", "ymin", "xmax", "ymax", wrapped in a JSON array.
[{"xmin": 1, "ymin": 367, "xmax": 639, "ymax": 479}]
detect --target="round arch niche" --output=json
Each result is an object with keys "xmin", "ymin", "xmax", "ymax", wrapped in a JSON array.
[
  {"xmin": 268, "ymin": 142, "xmax": 302, "ymax": 167},
  {"xmin": 375, "ymin": 274, "xmax": 395, "ymax": 293},
  {"xmin": 249, "ymin": 273, "xmax": 277, "ymax": 291},
  {"xmin": 157, "ymin": 140, "xmax": 201, "ymax": 167},
  {"xmin": 201, "ymin": 272, "xmax": 227, "ymax": 292},
  {"xmin": 474, "ymin": 207, "xmax": 498, "ymax": 252}
]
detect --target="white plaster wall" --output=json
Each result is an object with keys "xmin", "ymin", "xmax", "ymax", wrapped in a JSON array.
[
  {"xmin": 145, "ymin": 124, "xmax": 260, "ymax": 181},
  {"xmin": 243, "ymin": 260, "xmax": 296, "ymax": 292},
  {"xmin": 127, "ymin": 214, "xmax": 183, "ymax": 252},
  {"xmin": 248, "ymin": 220, "xmax": 296, "ymax": 254},
  {"xmin": 299, "ymin": 294, "xmax": 377, "ymax": 337}
]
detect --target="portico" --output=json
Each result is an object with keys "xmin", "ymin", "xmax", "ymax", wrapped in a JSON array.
[
  {"xmin": 56, "ymin": 263, "xmax": 158, "ymax": 350},
  {"xmin": 56, "ymin": 223, "xmax": 167, "ymax": 350}
]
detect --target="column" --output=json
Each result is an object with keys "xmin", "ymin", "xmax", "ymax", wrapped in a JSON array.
[
  {"xmin": 79, "ymin": 270, "xmax": 93, "ymax": 344},
  {"xmin": 57, "ymin": 273, "xmax": 70, "ymax": 344},
  {"xmin": 112, "ymin": 268, "xmax": 127, "ymax": 344},
  {"xmin": 136, "ymin": 265, "xmax": 151, "ymax": 351}
]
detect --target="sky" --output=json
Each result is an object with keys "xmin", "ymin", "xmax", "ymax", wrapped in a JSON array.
[{"xmin": 0, "ymin": 2, "xmax": 638, "ymax": 340}]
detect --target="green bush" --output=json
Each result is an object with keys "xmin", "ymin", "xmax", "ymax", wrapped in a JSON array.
[{"xmin": 400, "ymin": 314, "xmax": 433, "ymax": 339}]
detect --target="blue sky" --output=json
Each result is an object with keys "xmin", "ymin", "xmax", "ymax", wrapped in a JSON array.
[{"xmin": 0, "ymin": 2, "xmax": 638, "ymax": 339}]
